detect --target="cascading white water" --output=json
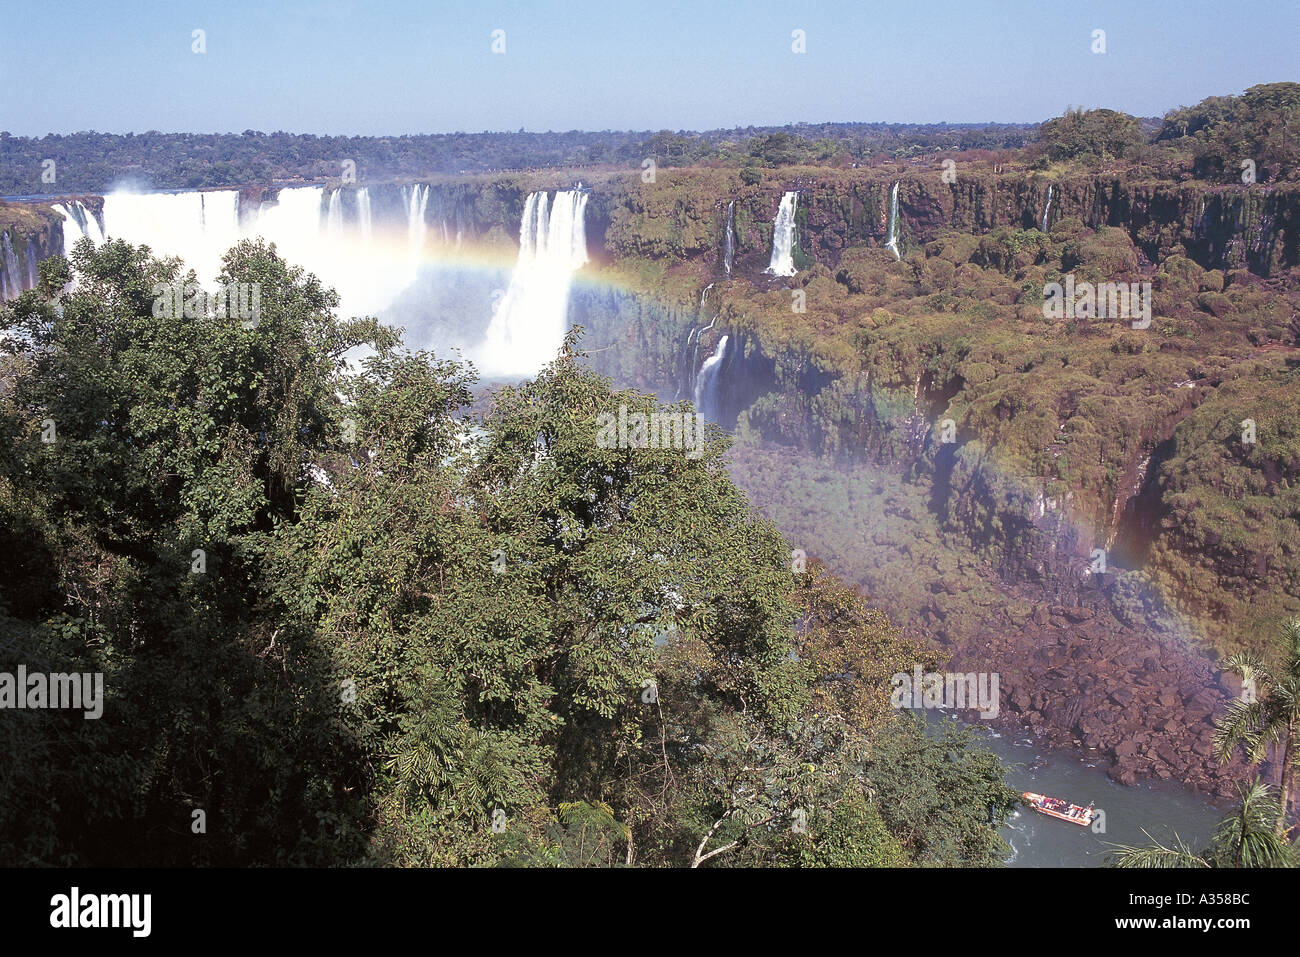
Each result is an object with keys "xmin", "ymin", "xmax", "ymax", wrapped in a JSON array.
[
  {"xmin": 248, "ymin": 185, "xmax": 420, "ymax": 317},
  {"xmin": 677, "ymin": 324, "xmax": 699, "ymax": 401},
  {"xmin": 765, "ymin": 192, "xmax": 798, "ymax": 277},
  {"xmin": 41, "ymin": 183, "xmax": 583, "ymax": 375},
  {"xmin": 1041, "ymin": 184, "xmax": 1053, "ymax": 232},
  {"xmin": 101, "ymin": 190, "xmax": 243, "ymax": 281},
  {"xmin": 1, "ymin": 233, "xmax": 21, "ymax": 301},
  {"xmin": 54, "ymin": 185, "xmax": 436, "ymax": 321},
  {"xmin": 476, "ymin": 188, "xmax": 589, "ymax": 378},
  {"xmin": 694, "ymin": 333, "xmax": 729, "ymax": 421},
  {"xmin": 52, "ymin": 201, "xmax": 105, "ymax": 254},
  {"xmin": 357, "ymin": 187, "xmax": 373, "ymax": 245},
  {"xmin": 326, "ymin": 188, "xmax": 343, "ymax": 239},
  {"xmin": 680, "ymin": 314, "xmax": 716, "ymax": 398},
  {"xmin": 885, "ymin": 182, "xmax": 901, "ymax": 260},
  {"xmin": 405, "ymin": 184, "xmax": 430, "ymax": 254},
  {"xmin": 723, "ymin": 201, "xmax": 735, "ymax": 277}
]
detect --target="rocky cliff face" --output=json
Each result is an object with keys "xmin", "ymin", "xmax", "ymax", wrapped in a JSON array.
[
  {"xmin": 569, "ymin": 162, "xmax": 1300, "ymax": 797},
  {"xmin": 12, "ymin": 162, "xmax": 1296, "ymax": 289},
  {"xmin": 599, "ymin": 166, "xmax": 1300, "ymax": 278},
  {"xmin": 0, "ymin": 203, "xmax": 63, "ymax": 301}
]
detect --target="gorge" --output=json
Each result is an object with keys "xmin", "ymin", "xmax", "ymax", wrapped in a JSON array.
[{"xmin": 5, "ymin": 134, "xmax": 1300, "ymax": 813}]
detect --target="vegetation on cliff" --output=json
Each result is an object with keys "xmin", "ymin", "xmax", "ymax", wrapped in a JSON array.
[{"xmin": 588, "ymin": 180, "xmax": 1300, "ymax": 657}]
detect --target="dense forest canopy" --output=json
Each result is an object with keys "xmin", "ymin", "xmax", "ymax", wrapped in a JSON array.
[
  {"xmin": 0, "ymin": 238, "xmax": 1018, "ymax": 866},
  {"xmin": 0, "ymin": 123, "xmax": 1035, "ymax": 193},
  {"xmin": 3, "ymin": 84, "xmax": 1298, "ymax": 194}
]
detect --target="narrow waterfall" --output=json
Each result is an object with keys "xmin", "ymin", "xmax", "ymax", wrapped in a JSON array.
[
  {"xmin": 723, "ymin": 201, "xmax": 735, "ymax": 277},
  {"xmin": 0, "ymin": 233, "xmax": 20, "ymax": 302},
  {"xmin": 357, "ymin": 187, "xmax": 373, "ymax": 245},
  {"xmin": 764, "ymin": 191, "xmax": 798, "ymax": 277},
  {"xmin": 678, "ymin": 326, "xmax": 699, "ymax": 400},
  {"xmin": 477, "ymin": 188, "xmax": 589, "ymax": 378},
  {"xmin": 1041, "ymin": 184, "xmax": 1053, "ymax": 232},
  {"xmin": 404, "ymin": 184, "xmax": 430, "ymax": 254},
  {"xmin": 694, "ymin": 333, "xmax": 729, "ymax": 421},
  {"xmin": 885, "ymin": 182, "xmax": 901, "ymax": 260},
  {"xmin": 325, "ymin": 188, "xmax": 343, "ymax": 239}
]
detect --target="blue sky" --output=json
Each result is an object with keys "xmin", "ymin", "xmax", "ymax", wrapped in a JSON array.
[{"xmin": 2, "ymin": 0, "xmax": 1296, "ymax": 135}]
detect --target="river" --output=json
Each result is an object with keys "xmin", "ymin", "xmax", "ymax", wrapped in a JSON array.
[{"xmin": 923, "ymin": 710, "xmax": 1227, "ymax": 867}]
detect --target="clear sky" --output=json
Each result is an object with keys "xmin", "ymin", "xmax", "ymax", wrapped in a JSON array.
[{"xmin": 2, "ymin": 0, "xmax": 1296, "ymax": 136}]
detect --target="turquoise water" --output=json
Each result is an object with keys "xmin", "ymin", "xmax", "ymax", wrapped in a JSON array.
[{"xmin": 924, "ymin": 711, "xmax": 1226, "ymax": 867}]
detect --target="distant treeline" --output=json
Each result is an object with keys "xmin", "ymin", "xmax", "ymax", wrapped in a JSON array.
[
  {"xmin": 2, "ymin": 83, "xmax": 1296, "ymax": 192},
  {"xmin": 0, "ymin": 123, "xmax": 1035, "ymax": 193}
]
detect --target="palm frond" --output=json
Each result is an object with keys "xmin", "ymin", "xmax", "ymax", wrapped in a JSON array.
[{"xmin": 1107, "ymin": 829, "xmax": 1209, "ymax": 868}]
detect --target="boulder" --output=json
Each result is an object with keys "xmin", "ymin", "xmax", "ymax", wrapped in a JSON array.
[
  {"xmin": 1108, "ymin": 761, "xmax": 1138, "ymax": 786},
  {"xmin": 1113, "ymin": 739, "xmax": 1138, "ymax": 758}
]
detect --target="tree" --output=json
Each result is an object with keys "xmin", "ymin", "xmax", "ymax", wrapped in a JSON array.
[
  {"xmin": 0, "ymin": 238, "xmax": 387, "ymax": 865},
  {"xmin": 2, "ymin": 239, "xmax": 1017, "ymax": 867},
  {"xmin": 1036, "ymin": 108, "xmax": 1145, "ymax": 164},
  {"xmin": 1214, "ymin": 617, "xmax": 1300, "ymax": 837},
  {"xmin": 1155, "ymin": 83, "xmax": 1300, "ymax": 181}
]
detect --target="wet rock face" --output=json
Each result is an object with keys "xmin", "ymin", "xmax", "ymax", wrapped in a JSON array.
[
  {"xmin": 782, "ymin": 173, "xmax": 1300, "ymax": 277},
  {"xmin": 0, "ymin": 202, "xmax": 63, "ymax": 301}
]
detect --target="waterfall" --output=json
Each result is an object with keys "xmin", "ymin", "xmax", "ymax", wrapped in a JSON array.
[
  {"xmin": 404, "ymin": 184, "xmax": 430, "ymax": 254},
  {"xmin": 1041, "ymin": 184, "xmax": 1053, "ymax": 232},
  {"xmin": 52, "ymin": 200, "xmax": 106, "ymax": 254},
  {"xmin": 885, "ymin": 182, "xmax": 901, "ymax": 260},
  {"xmin": 477, "ymin": 188, "xmax": 589, "ymax": 378},
  {"xmin": 26, "ymin": 239, "xmax": 38, "ymax": 289},
  {"xmin": 101, "ymin": 190, "xmax": 242, "ymax": 281},
  {"xmin": 357, "ymin": 187, "xmax": 373, "ymax": 245},
  {"xmin": 723, "ymin": 201, "xmax": 735, "ymax": 277},
  {"xmin": 765, "ymin": 192, "xmax": 798, "ymax": 277},
  {"xmin": 325, "ymin": 188, "xmax": 343, "ymax": 239},
  {"xmin": 678, "ymin": 325, "xmax": 699, "ymax": 401},
  {"xmin": 50, "ymin": 184, "xmax": 437, "ymax": 321},
  {"xmin": 694, "ymin": 333, "xmax": 729, "ymax": 421},
  {"xmin": 1, "ymin": 233, "xmax": 20, "ymax": 302}
]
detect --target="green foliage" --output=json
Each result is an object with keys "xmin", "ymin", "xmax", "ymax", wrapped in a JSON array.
[
  {"xmin": 864, "ymin": 715, "xmax": 1019, "ymax": 866},
  {"xmin": 1156, "ymin": 83, "xmax": 1300, "ymax": 182},
  {"xmin": 0, "ymin": 238, "xmax": 386, "ymax": 865},
  {"xmin": 1037, "ymin": 108, "xmax": 1146, "ymax": 164},
  {"xmin": 0, "ymin": 125, "xmax": 1035, "ymax": 192},
  {"xmin": 0, "ymin": 241, "xmax": 1014, "ymax": 866}
]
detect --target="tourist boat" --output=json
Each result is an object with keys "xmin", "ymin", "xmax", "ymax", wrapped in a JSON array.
[{"xmin": 1022, "ymin": 791, "xmax": 1096, "ymax": 826}]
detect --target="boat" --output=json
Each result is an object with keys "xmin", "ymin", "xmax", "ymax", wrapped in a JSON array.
[{"xmin": 1022, "ymin": 791, "xmax": 1096, "ymax": 826}]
